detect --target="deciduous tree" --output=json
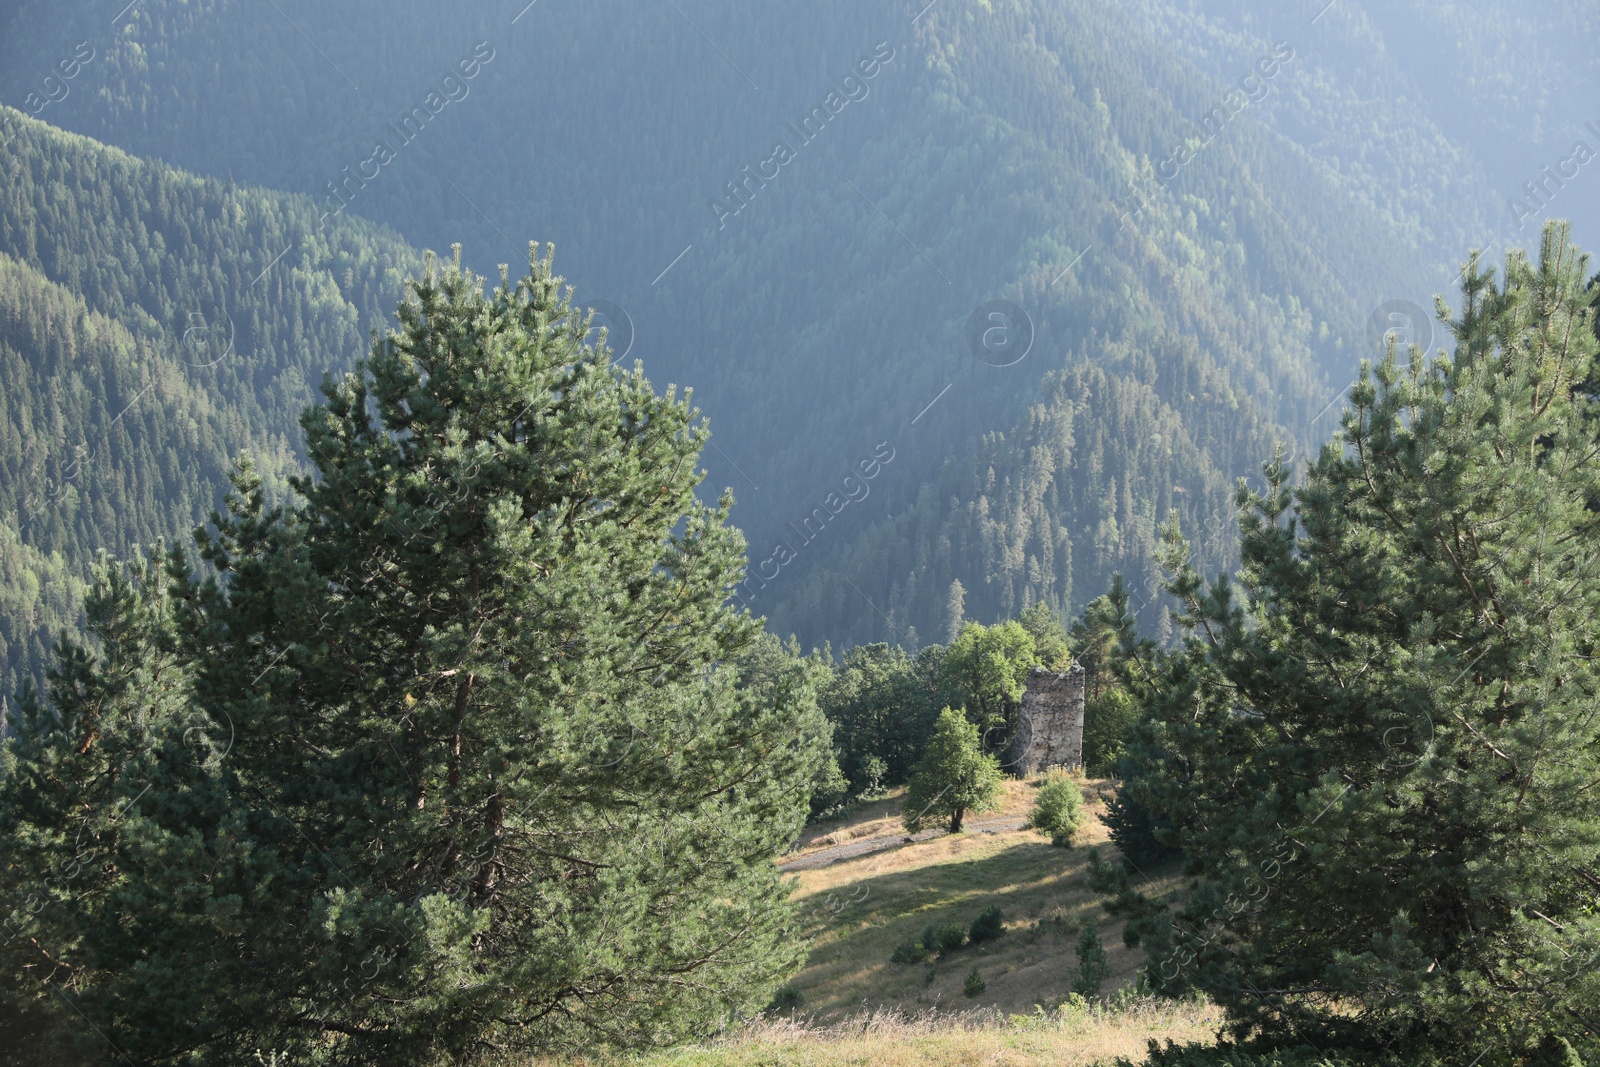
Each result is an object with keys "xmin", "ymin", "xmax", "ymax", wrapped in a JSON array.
[{"xmin": 903, "ymin": 707, "xmax": 1003, "ymax": 834}]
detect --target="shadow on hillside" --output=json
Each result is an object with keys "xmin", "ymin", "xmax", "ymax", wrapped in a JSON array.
[{"xmin": 787, "ymin": 807, "xmax": 1187, "ymax": 1019}]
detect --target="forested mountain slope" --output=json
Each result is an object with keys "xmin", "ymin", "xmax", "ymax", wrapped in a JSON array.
[
  {"xmin": 0, "ymin": 0, "xmax": 1570, "ymax": 648},
  {"xmin": 0, "ymin": 109, "xmax": 420, "ymax": 695}
]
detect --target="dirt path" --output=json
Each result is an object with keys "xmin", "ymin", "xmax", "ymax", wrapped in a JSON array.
[{"xmin": 778, "ymin": 815, "xmax": 1028, "ymax": 871}]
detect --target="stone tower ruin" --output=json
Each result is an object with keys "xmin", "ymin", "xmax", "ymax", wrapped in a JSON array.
[{"xmin": 1006, "ymin": 664, "xmax": 1086, "ymax": 776}]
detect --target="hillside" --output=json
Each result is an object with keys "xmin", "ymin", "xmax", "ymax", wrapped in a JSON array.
[
  {"xmin": 511, "ymin": 779, "xmax": 1213, "ymax": 1067},
  {"xmin": 1, "ymin": 2, "xmax": 1598, "ymax": 1062},
  {"xmin": 0, "ymin": 0, "xmax": 1501, "ymax": 647},
  {"xmin": 782, "ymin": 780, "xmax": 1162, "ymax": 1016},
  {"xmin": 0, "ymin": 107, "xmax": 422, "ymax": 694}
]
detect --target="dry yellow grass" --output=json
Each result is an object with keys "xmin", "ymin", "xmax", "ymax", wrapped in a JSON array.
[
  {"xmin": 522, "ymin": 778, "xmax": 1211, "ymax": 1067},
  {"xmin": 785, "ymin": 778, "xmax": 1186, "ymax": 1020},
  {"xmin": 533, "ymin": 999, "xmax": 1220, "ymax": 1067},
  {"xmin": 788, "ymin": 792, "xmax": 916, "ymax": 856}
]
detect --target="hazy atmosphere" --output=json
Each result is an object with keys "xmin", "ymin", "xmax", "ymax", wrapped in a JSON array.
[{"xmin": 2, "ymin": 2, "xmax": 1598, "ymax": 1065}]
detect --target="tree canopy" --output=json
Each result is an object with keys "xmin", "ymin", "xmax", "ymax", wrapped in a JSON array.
[
  {"xmin": 0, "ymin": 248, "xmax": 828, "ymax": 1065},
  {"xmin": 1125, "ymin": 223, "xmax": 1600, "ymax": 1057},
  {"xmin": 903, "ymin": 707, "xmax": 1003, "ymax": 835},
  {"xmin": 937, "ymin": 620, "xmax": 1036, "ymax": 749}
]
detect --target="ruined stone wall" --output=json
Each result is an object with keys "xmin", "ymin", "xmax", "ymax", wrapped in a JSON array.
[{"xmin": 1006, "ymin": 664, "xmax": 1086, "ymax": 776}]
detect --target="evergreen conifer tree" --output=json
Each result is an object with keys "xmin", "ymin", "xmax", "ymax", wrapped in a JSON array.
[
  {"xmin": 1130, "ymin": 224, "xmax": 1600, "ymax": 1056},
  {"xmin": 0, "ymin": 247, "xmax": 828, "ymax": 1064},
  {"xmin": 1073, "ymin": 926, "xmax": 1109, "ymax": 997}
]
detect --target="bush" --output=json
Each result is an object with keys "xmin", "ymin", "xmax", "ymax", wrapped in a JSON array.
[
  {"xmin": 891, "ymin": 934, "xmax": 934, "ymax": 964},
  {"xmin": 1027, "ymin": 769, "xmax": 1086, "ymax": 846},
  {"xmin": 892, "ymin": 922, "xmax": 966, "ymax": 964},
  {"xmin": 1072, "ymin": 926, "xmax": 1109, "ymax": 997},
  {"xmin": 934, "ymin": 922, "xmax": 968, "ymax": 953},
  {"xmin": 968, "ymin": 904, "xmax": 1004, "ymax": 944},
  {"xmin": 963, "ymin": 967, "xmax": 986, "ymax": 998},
  {"xmin": 764, "ymin": 984, "xmax": 803, "ymax": 1015}
]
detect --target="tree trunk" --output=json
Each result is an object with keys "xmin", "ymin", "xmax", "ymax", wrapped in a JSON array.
[{"xmin": 950, "ymin": 806, "xmax": 965, "ymax": 833}]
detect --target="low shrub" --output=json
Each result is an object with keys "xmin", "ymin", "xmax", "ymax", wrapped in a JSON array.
[
  {"xmin": 968, "ymin": 904, "xmax": 1004, "ymax": 943},
  {"xmin": 890, "ymin": 935, "xmax": 935, "ymax": 964},
  {"xmin": 892, "ymin": 913, "xmax": 1004, "ymax": 964},
  {"xmin": 765, "ymin": 983, "xmax": 804, "ymax": 1015},
  {"xmin": 892, "ymin": 922, "xmax": 964, "ymax": 963},
  {"xmin": 963, "ymin": 967, "xmax": 986, "ymax": 998},
  {"xmin": 1028, "ymin": 769, "xmax": 1086, "ymax": 846},
  {"xmin": 934, "ymin": 922, "xmax": 968, "ymax": 953}
]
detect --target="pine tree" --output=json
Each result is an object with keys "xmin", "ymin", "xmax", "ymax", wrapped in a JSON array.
[
  {"xmin": 1081, "ymin": 686, "xmax": 1139, "ymax": 775},
  {"xmin": 903, "ymin": 707, "xmax": 1003, "ymax": 834},
  {"xmin": 1132, "ymin": 224, "xmax": 1600, "ymax": 1055},
  {"xmin": 1, "ymin": 550, "xmax": 219, "ymax": 1064},
  {"xmin": 1068, "ymin": 575, "xmax": 1137, "ymax": 701},
  {"xmin": 0, "ymin": 247, "xmax": 828, "ymax": 1064},
  {"xmin": 1073, "ymin": 926, "xmax": 1109, "ymax": 997},
  {"xmin": 1018, "ymin": 602, "xmax": 1072, "ymax": 670},
  {"xmin": 945, "ymin": 579, "xmax": 966, "ymax": 644},
  {"xmin": 963, "ymin": 967, "xmax": 986, "ymax": 997}
]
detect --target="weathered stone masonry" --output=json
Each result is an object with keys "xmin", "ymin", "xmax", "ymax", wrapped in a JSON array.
[{"xmin": 1006, "ymin": 664, "xmax": 1086, "ymax": 776}]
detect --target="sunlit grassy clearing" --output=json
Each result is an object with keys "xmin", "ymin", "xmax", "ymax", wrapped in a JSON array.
[{"xmin": 785, "ymin": 778, "xmax": 1185, "ymax": 1020}]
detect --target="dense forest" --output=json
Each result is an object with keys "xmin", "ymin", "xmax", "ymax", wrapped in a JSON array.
[
  {"xmin": 2, "ymin": 1, "xmax": 1599, "ymax": 1064},
  {"xmin": 0, "ymin": 0, "xmax": 1534, "ymax": 657},
  {"xmin": 0, "ymin": 109, "xmax": 421, "ymax": 694}
]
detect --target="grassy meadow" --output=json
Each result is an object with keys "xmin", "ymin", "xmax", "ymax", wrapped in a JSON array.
[{"xmin": 524, "ymin": 778, "xmax": 1212, "ymax": 1066}]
